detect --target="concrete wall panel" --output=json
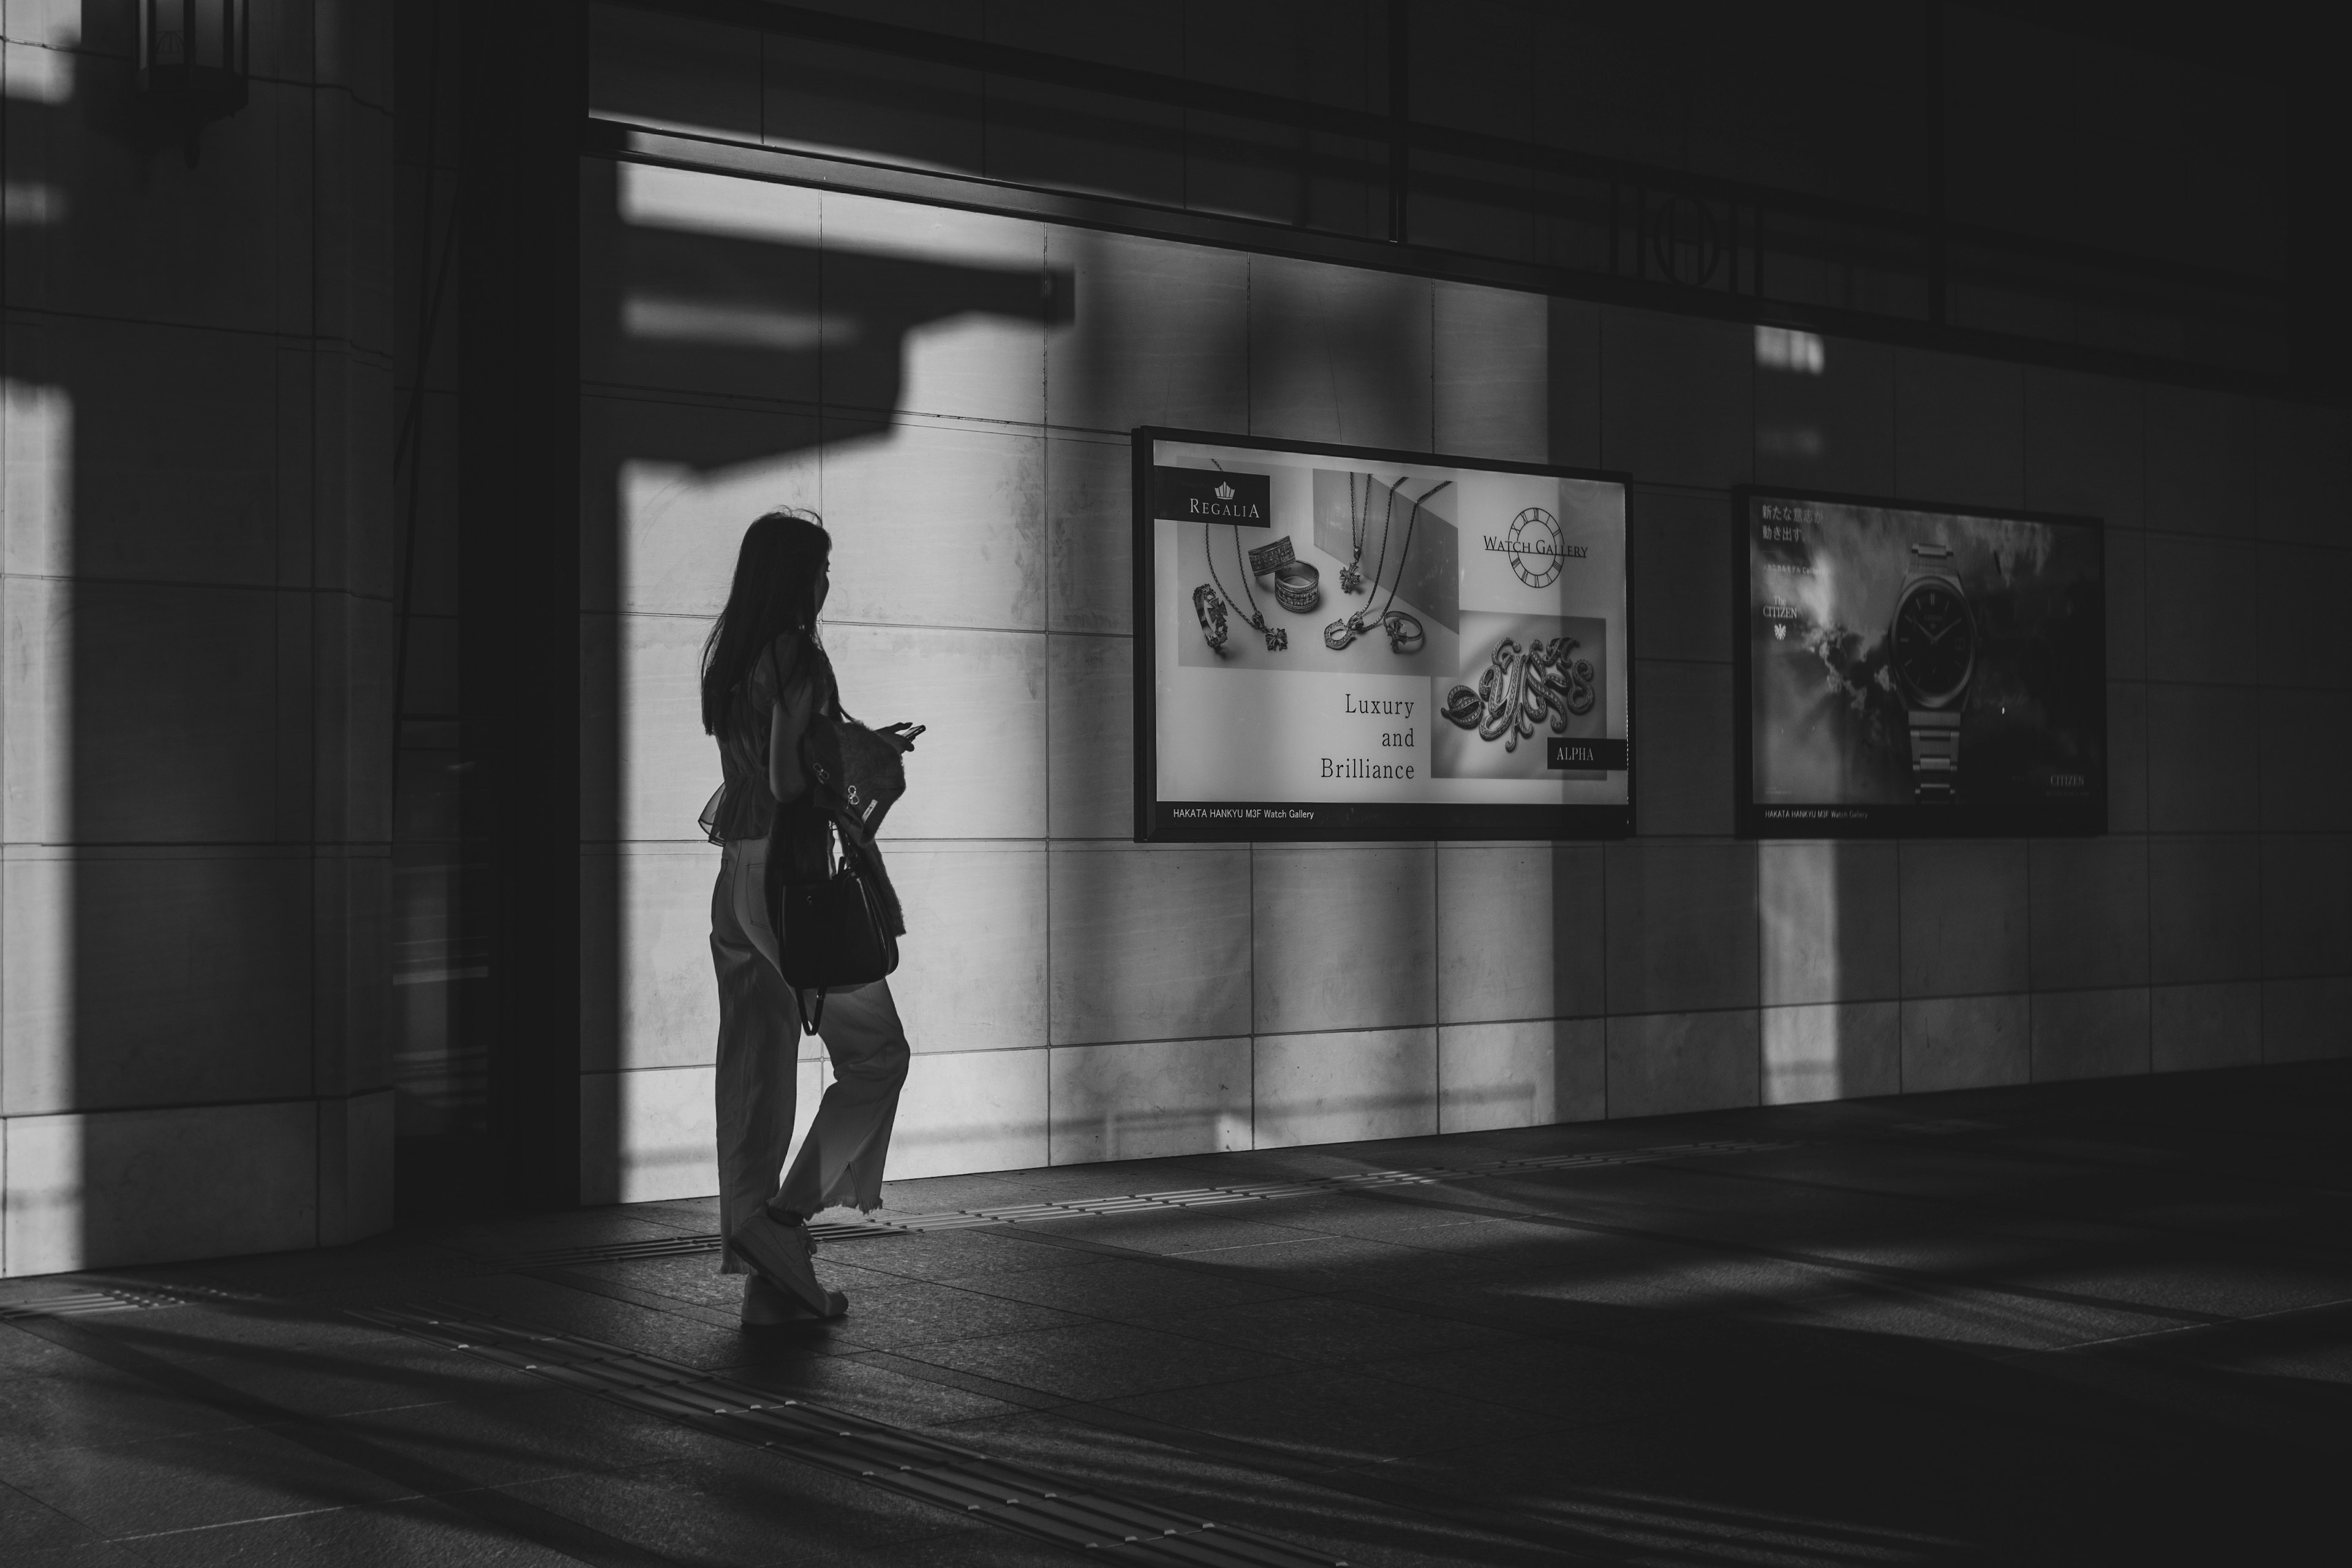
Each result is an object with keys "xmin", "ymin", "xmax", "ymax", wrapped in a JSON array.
[
  {"xmin": 1755, "ymin": 335, "xmax": 1894, "ymax": 496},
  {"xmin": 4, "ymin": 1100, "xmax": 318, "ymax": 1276},
  {"xmin": 1606, "ymin": 1009, "xmax": 1760, "ymax": 1118},
  {"xmin": 1902, "ymin": 993, "xmax": 2030, "ymax": 1092},
  {"xmin": 888, "ymin": 1047, "xmax": 1050, "ymax": 1180},
  {"xmin": 1763, "ymin": 1000, "xmax": 1901, "ymax": 1106},
  {"xmin": 1600, "ymin": 308, "xmax": 1752, "ymax": 489},
  {"xmin": 1049, "ymin": 1035, "xmax": 1251, "ymax": 1164},
  {"xmin": 1046, "ymin": 433, "xmax": 1135, "ymax": 636},
  {"xmin": 1759, "ymin": 841, "xmax": 1902, "ymax": 1006},
  {"xmin": 1899, "ymin": 841, "xmax": 2028, "ymax": 998},
  {"xmin": 1893, "ymin": 350, "xmax": 2022, "ymax": 508},
  {"xmin": 888, "ymin": 843, "xmax": 1049, "ymax": 1055},
  {"xmin": 2023, "ymin": 369, "xmax": 2143, "ymax": 529},
  {"xmin": 1047, "ymin": 631, "xmax": 1132, "ymax": 840},
  {"xmin": 2032, "ymin": 986, "xmax": 2150, "ymax": 1082},
  {"xmin": 2150, "ymin": 982, "xmax": 2261, "ymax": 1074},
  {"xmin": 1253, "ymin": 845, "xmax": 1436, "ymax": 1036},
  {"xmin": 1254, "ymin": 1027, "xmax": 1438, "ymax": 1148},
  {"xmin": 1049, "ymin": 845, "xmax": 1252, "ymax": 1047},
  {"xmin": 1438, "ymin": 1017, "xmax": 1605, "ymax": 1131},
  {"xmin": 1046, "ymin": 228, "xmax": 1248, "ymax": 435},
  {"xmin": 2145, "ymin": 385, "xmax": 2255, "ymax": 540},
  {"xmin": 2029, "ymin": 837, "xmax": 2150, "ymax": 991}
]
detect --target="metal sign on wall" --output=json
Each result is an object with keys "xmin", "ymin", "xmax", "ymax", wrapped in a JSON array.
[{"xmin": 1134, "ymin": 428, "xmax": 1634, "ymax": 842}]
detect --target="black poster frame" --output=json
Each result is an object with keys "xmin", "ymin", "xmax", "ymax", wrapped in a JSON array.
[
  {"xmin": 1731, "ymin": 483, "xmax": 2108, "ymax": 840},
  {"xmin": 1134, "ymin": 426, "xmax": 1635, "ymax": 843}
]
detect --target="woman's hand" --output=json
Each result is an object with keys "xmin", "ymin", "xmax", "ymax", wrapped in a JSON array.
[{"xmin": 880, "ymin": 722, "xmax": 924, "ymax": 753}]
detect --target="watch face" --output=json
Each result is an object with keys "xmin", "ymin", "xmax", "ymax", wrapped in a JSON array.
[{"xmin": 1892, "ymin": 580, "xmax": 1973, "ymax": 705}]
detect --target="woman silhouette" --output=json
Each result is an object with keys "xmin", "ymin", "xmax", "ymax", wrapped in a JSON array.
[{"xmin": 699, "ymin": 511, "xmax": 918, "ymax": 1324}]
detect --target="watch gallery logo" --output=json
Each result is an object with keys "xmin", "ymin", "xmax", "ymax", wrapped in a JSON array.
[
  {"xmin": 1482, "ymin": 506, "xmax": 1584, "ymax": 588},
  {"xmin": 1155, "ymin": 466, "xmax": 1271, "ymax": 526}
]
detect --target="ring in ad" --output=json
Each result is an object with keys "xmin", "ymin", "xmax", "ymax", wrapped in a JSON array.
[
  {"xmin": 1384, "ymin": 610, "xmax": 1425, "ymax": 654},
  {"xmin": 1273, "ymin": 560, "xmax": 1321, "ymax": 612}
]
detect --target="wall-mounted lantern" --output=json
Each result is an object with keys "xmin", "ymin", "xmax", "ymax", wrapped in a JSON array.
[{"xmin": 139, "ymin": 0, "xmax": 250, "ymax": 165}]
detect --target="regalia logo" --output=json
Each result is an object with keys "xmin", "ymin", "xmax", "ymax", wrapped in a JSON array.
[{"xmin": 1154, "ymin": 465, "xmax": 1272, "ymax": 526}]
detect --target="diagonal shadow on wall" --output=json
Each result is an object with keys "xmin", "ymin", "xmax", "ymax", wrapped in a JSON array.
[{"xmin": 569, "ymin": 156, "xmax": 1072, "ymax": 1207}]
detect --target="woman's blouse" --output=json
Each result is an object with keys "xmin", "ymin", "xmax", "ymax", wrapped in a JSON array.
[{"xmin": 703, "ymin": 633, "xmax": 834, "ymax": 881}]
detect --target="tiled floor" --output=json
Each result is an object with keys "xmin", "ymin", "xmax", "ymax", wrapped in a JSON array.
[{"xmin": 5, "ymin": 1061, "xmax": 2348, "ymax": 1566}]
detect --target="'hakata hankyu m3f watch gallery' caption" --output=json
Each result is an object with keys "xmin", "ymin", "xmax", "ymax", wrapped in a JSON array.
[{"xmin": 1889, "ymin": 541, "xmax": 1974, "ymax": 801}]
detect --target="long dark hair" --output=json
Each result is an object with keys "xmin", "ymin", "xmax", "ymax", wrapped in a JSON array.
[{"xmin": 701, "ymin": 510, "xmax": 832, "ymax": 739}]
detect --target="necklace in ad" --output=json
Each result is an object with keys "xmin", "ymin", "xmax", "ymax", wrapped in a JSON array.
[
  {"xmin": 1206, "ymin": 523, "xmax": 1287, "ymax": 651},
  {"xmin": 1340, "ymin": 472, "xmax": 1373, "ymax": 594},
  {"xmin": 1325, "ymin": 478, "xmax": 1449, "ymax": 653}
]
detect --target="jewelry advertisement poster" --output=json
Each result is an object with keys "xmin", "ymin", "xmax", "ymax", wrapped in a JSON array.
[
  {"xmin": 1136, "ymin": 429, "xmax": 1632, "ymax": 842},
  {"xmin": 1735, "ymin": 486, "xmax": 2105, "ymax": 838}
]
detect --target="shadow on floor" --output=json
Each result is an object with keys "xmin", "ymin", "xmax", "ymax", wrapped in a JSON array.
[{"xmin": 4, "ymin": 1061, "xmax": 2348, "ymax": 1566}]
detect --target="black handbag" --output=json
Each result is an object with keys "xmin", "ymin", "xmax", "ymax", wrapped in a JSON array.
[
  {"xmin": 775, "ymin": 822, "xmax": 899, "ymax": 1035},
  {"xmin": 774, "ymin": 701, "xmax": 909, "ymax": 1035}
]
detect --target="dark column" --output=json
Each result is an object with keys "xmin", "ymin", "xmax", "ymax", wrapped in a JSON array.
[{"xmin": 461, "ymin": 2, "xmax": 587, "ymax": 1210}]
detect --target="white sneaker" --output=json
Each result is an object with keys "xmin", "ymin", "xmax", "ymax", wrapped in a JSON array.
[
  {"xmin": 741, "ymin": 1272, "xmax": 842, "ymax": 1327},
  {"xmin": 729, "ymin": 1211, "xmax": 846, "ymax": 1320}
]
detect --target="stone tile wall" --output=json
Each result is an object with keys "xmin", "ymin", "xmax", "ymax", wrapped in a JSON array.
[
  {"xmin": 1, "ymin": 4, "xmax": 394, "ymax": 1275},
  {"xmin": 578, "ymin": 160, "xmax": 2352, "ymax": 1203}
]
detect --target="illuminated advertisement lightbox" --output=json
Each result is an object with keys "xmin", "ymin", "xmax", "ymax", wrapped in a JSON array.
[
  {"xmin": 1735, "ymin": 486, "xmax": 2106, "ymax": 838},
  {"xmin": 1134, "ymin": 428, "xmax": 1632, "ymax": 842}
]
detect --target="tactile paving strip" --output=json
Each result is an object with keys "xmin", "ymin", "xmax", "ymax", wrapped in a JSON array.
[
  {"xmin": 353, "ymin": 1305, "xmax": 1346, "ymax": 1567},
  {"xmin": 0, "ymin": 1281, "xmax": 260, "ymax": 1321},
  {"xmin": 506, "ymin": 1216, "xmax": 905, "ymax": 1271},
  {"xmin": 502, "ymin": 1139, "xmax": 1800, "ymax": 1266}
]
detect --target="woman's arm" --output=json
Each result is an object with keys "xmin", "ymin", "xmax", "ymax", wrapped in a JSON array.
[{"xmin": 767, "ymin": 666, "xmax": 818, "ymax": 802}]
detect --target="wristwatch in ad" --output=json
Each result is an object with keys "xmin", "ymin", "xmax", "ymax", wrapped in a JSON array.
[{"xmin": 1888, "ymin": 541, "xmax": 1974, "ymax": 801}]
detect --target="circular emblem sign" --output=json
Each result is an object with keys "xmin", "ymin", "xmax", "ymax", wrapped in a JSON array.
[{"xmin": 1506, "ymin": 507, "xmax": 1564, "ymax": 588}]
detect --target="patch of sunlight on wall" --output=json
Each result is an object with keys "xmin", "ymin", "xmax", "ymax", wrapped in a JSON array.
[
  {"xmin": 1754, "ymin": 324, "xmax": 1825, "ymax": 373},
  {"xmin": 1762, "ymin": 844, "xmax": 1850, "ymax": 1106},
  {"xmin": 3, "ymin": 379, "xmax": 77, "ymax": 1273},
  {"xmin": 2, "ymin": 40, "xmax": 76, "ymax": 106}
]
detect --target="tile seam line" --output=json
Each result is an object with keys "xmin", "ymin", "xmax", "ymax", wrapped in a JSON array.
[
  {"xmin": 1, "ymin": 303, "xmax": 394, "ymax": 356},
  {"xmin": 0, "ymin": 573, "xmax": 398, "ymax": 601},
  {"xmin": 0, "ymin": 1089, "xmax": 390, "ymax": 1120},
  {"xmin": 2042, "ymin": 1291, "xmax": 2352, "ymax": 1357}
]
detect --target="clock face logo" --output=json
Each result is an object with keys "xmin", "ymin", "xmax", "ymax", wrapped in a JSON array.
[
  {"xmin": 1891, "ymin": 581, "xmax": 1975, "ymax": 706},
  {"xmin": 1506, "ymin": 507, "xmax": 1563, "ymax": 588}
]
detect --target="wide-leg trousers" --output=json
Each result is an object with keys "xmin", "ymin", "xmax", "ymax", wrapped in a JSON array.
[{"xmin": 711, "ymin": 835, "xmax": 909, "ymax": 1273}]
